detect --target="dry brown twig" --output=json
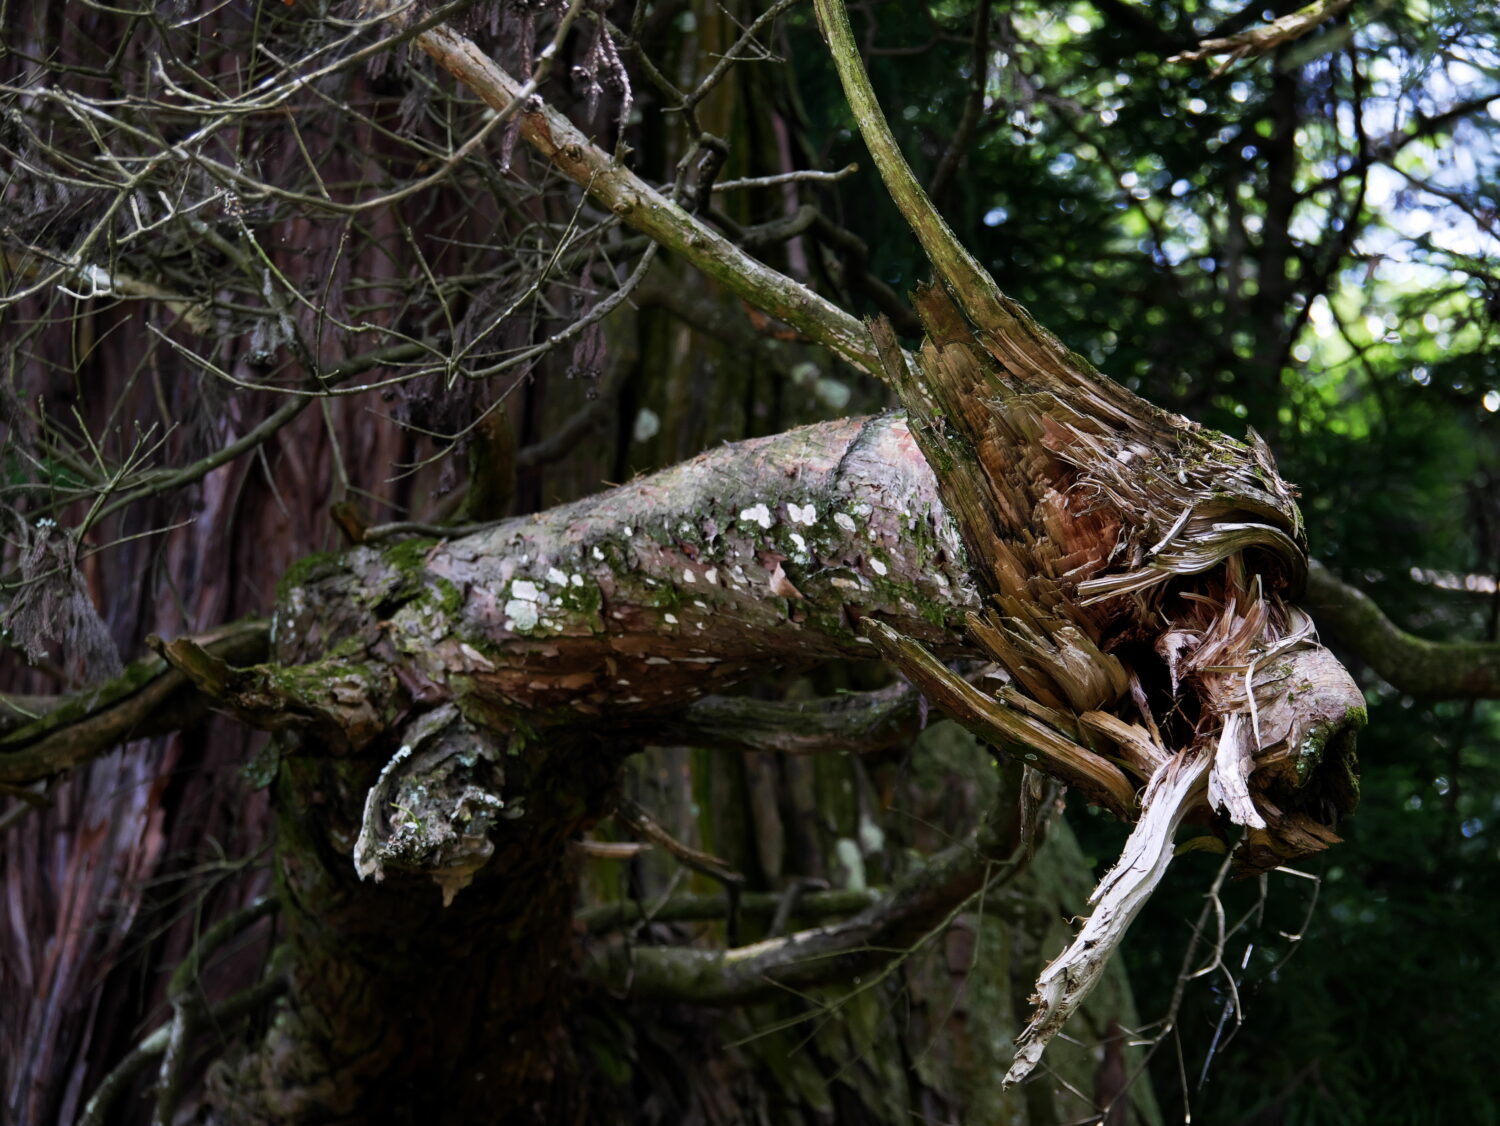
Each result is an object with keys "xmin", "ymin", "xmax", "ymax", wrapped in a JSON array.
[{"xmin": 1169, "ymin": 0, "xmax": 1357, "ymax": 75}]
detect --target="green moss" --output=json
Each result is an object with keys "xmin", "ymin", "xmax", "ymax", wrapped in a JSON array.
[
  {"xmin": 555, "ymin": 577, "xmax": 603, "ymax": 620},
  {"xmin": 382, "ymin": 536, "xmax": 440, "ymax": 576},
  {"xmin": 431, "ymin": 576, "xmax": 465, "ymax": 616},
  {"xmin": 240, "ymin": 739, "xmax": 282, "ymax": 790},
  {"xmin": 0, "ymin": 655, "xmax": 163, "ymax": 748},
  {"xmin": 326, "ymin": 635, "xmax": 372, "ymax": 661},
  {"xmin": 275, "ymin": 550, "xmax": 345, "ymax": 602}
]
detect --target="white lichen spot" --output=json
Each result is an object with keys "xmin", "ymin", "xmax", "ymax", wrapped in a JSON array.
[
  {"xmin": 834, "ymin": 512, "xmax": 857, "ymax": 533},
  {"xmin": 693, "ymin": 600, "xmax": 708, "ymax": 610},
  {"xmin": 624, "ymin": 526, "xmax": 634, "ymax": 538},
  {"xmin": 870, "ymin": 558, "xmax": 889, "ymax": 576},
  {"xmin": 664, "ymin": 613, "xmax": 678, "ymax": 625},
  {"xmin": 790, "ymin": 532, "xmax": 807, "ymax": 552},
  {"xmin": 616, "ymin": 678, "xmax": 631, "ymax": 685},
  {"xmin": 645, "ymin": 657, "xmax": 671, "ymax": 665},
  {"xmin": 546, "ymin": 567, "xmax": 567, "ymax": 586},
  {"xmin": 683, "ymin": 568, "xmax": 697, "ymax": 583},
  {"xmin": 458, "ymin": 643, "xmax": 495, "ymax": 671},
  {"xmin": 570, "ymin": 573, "xmax": 584, "ymax": 587},
  {"xmin": 787, "ymin": 502, "xmax": 817, "ymax": 526},
  {"xmin": 511, "ymin": 579, "xmax": 540, "ymax": 601},
  {"xmin": 739, "ymin": 502, "xmax": 773, "ymax": 529},
  {"xmin": 703, "ymin": 568, "xmax": 718, "ymax": 585},
  {"xmin": 503, "ymin": 600, "xmax": 540, "ymax": 633},
  {"xmin": 632, "ymin": 407, "xmax": 661, "ymax": 443},
  {"xmin": 592, "ymin": 546, "xmax": 605, "ymax": 561}
]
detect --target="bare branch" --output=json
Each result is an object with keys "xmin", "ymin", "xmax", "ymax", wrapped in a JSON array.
[
  {"xmin": 585, "ymin": 786, "xmax": 1026, "ymax": 1004},
  {"xmin": 615, "ymin": 796, "xmax": 745, "ymax": 887},
  {"xmin": 389, "ymin": 7, "xmax": 884, "ymax": 376},
  {"xmin": 77, "ymin": 972, "xmax": 287, "ymax": 1126},
  {"xmin": 712, "ymin": 163, "xmax": 860, "ymax": 193},
  {"xmin": 1169, "ymin": 0, "xmax": 1354, "ymax": 70}
]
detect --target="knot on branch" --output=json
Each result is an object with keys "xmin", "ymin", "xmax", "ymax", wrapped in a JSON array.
[{"xmin": 353, "ymin": 704, "xmax": 518, "ymax": 906}]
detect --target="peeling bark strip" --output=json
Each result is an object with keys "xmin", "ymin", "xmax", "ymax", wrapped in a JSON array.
[{"xmin": 1006, "ymin": 749, "xmax": 1211, "ymax": 1085}]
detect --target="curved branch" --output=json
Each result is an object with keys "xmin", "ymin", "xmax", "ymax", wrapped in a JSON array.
[
  {"xmin": 577, "ymin": 887, "xmax": 881, "ymax": 934},
  {"xmin": 812, "ymin": 0, "xmax": 1000, "ymax": 331},
  {"xmin": 77, "ymin": 972, "xmax": 288, "ymax": 1126},
  {"xmin": 155, "ymin": 897, "xmax": 282, "ymax": 1126},
  {"xmin": 1304, "ymin": 562, "xmax": 1500, "ymax": 699},
  {"xmin": 584, "ymin": 781, "xmax": 1026, "ymax": 1004}
]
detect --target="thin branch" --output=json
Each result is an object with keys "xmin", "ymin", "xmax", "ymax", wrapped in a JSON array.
[
  {"xmin": 927, "ymin": 0, "xmax": 993, "ymax": 202},
  {"xmin": 82, "ymin": 343, "xmax": 429, "ymax": 525},
  {"xmin": 1169, "ymin": 0, "xmax": 1354, "ymax": 69},
  {"xmin": 386, "ymin": 6, "xmax": 884, "ymax": 376},
  {"xmin": 712, "ymin": 163, "xmax": 859, "ymax": 193},
  {"xmin": 153, "ymin": 897, "xmax": 282, "ymax": 1126},
  {"xmin": 77, "ymin": 972, "xmax": 288, "ymax": 1126},
  {"xmin": 0, "ymin": 619, "xmax": 270, "ymax": 785},
  {"xmin": 584, "ymin": 786, "xmax": 1025, "ymax": 1004},
  {"xmin": 615, "ymin": 796, "xmax": 745, "ymax": 887},
  {"xmin": 812, "ymin": 0, "xmax": 1000, "ymax": 332}
]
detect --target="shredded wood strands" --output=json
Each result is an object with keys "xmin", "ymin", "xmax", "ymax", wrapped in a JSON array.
[{"xmin": 1006, "ymin": 749, "xmax": 1211, "ymax": 1085}]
